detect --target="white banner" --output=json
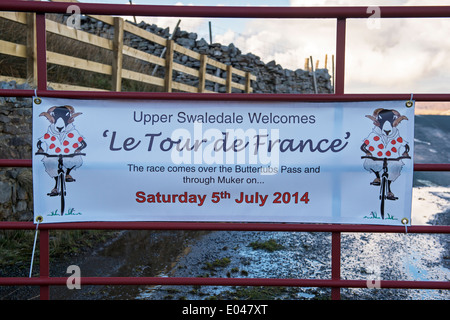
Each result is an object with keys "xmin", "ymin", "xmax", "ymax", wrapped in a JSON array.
[{"xmin": 32, "ymin": 98, "xmax": 414, "ymax": 225}]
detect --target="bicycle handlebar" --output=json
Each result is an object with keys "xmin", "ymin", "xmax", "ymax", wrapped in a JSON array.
[
  {"xmin": 361, "ymin": 155, "xmax": 411, "ymax": 161},
  {"xmin": 35, "ymin": 152, "xmax": 86, "ymax": 158}
]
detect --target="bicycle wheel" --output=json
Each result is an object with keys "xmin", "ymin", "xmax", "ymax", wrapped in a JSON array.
[
  {"xmin": 380, "ymin": 176, "xmax": 387, "ymax": 219},
  {"xmin": 59, "ymin": 173, "xmax": 65, "ymax": 216}
]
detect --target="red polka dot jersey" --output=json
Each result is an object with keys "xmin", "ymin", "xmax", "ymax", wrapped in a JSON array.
[
  {"xmin": 363, "ymin": 131, "xmax": 406, "ymax": 158},
  {"xmin": 41, "ymin": 128, "xmax": 85, "ymax": 155}
]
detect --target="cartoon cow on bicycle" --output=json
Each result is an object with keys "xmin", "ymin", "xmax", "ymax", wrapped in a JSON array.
[
  {"xmin": 361, "ymin": 108, "xmax": 410, "ymax": 203},
  {"xmin": 36, "ymin": 105, "xmax": 87, "ymax": 197}
]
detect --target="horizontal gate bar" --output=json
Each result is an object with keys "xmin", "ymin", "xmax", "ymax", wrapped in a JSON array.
[
  {"xmin": 0, "ymin": 221, "xmax": 449, "ymax": 233},
  {"xmin": 414, "ymin": 163, "xmax": 450, "ymax": 171},
  {"xmin": 1, "ymin": 2, "xmax": 450, "ymax": 19},
  {"xmin": 1, "ymin": 159, "xmax": 449, "ymax": 172},
  {"xmin": 0, "ymin": 276, "xmax": 449, "ymax": 290},
  {"xmin": 2, "ymin": 89, "xmax": 450, "ymax": 101},
  {"xmin": 0, "ymin": 159, "xmax": 31, "ymax": 167}
]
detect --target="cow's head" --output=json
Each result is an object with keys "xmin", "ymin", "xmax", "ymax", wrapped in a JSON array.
[
  {"xmin": 40, "ymin": 105, "xmax": 82, "ymax": 133},
  {"xmin": 366, "ymin": 108, "xmax": 408, "ymax": 137}
]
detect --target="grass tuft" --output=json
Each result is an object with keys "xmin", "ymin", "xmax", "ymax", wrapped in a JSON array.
[{"xmin": 248, "ymin": 239, "xmax": 285, "ymax": 252}]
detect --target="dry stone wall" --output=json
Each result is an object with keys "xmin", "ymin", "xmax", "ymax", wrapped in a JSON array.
[
  {"xmin": 0, "ymin": 82, "xmax": 33, "ymax": 221},
  {"xmin": 80, "ymin": 16, "xmax": 333, "ymax": 94}
]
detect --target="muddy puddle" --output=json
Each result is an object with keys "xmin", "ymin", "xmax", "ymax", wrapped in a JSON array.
[{"xmin": 50, "ymin": 230, "xmax": 207, "ymax": 300}]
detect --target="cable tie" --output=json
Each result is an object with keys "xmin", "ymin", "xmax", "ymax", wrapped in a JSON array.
[
  {"xmin": 29, "ymin": 216, "xmax": 43, "ymax": 278},
  {"xmin": 33, "ymin": 89, "xmax": 42, "ymax": 104},
  {"xmin": 401, "ymin": 217, "xmax": 409, "ymax": 234},
  {"xmin": 406, "ymin": 94, "xmax": 414, "ymax": 108}
]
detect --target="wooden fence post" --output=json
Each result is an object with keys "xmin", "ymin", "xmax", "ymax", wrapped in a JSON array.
[
  {"xmin": 332, "ymin": 54, "xmax": 335, "ymax": 92},
  {"xmin": 226, "ymin": 65, "xmax": 232, "ymax": 93},
  {"xmin": 164, "ymin": 39, "xmax": 174, "ymax": 92},
  {"xmin": 26, "ymin": 12, "xmax": 37, "ymax": 87},
  {"xmin": 112, "ymin": 17, "xmax": 124, "ymax": 91},
  {"xmin": 245, "ymin": 72, "xmax": 252, "ymax": 93},
  {"xmin": 198, "ymin": 54, "xmax": 207, "ymax": 93},
  {"xmin": 310, "ymin": 56, "xmax": 318, "ymax": 94}
]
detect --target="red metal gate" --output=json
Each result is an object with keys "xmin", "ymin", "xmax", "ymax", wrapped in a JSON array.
[{"xmin": 1, "ymin": 1, "xmax": 450, "ymax": 301}]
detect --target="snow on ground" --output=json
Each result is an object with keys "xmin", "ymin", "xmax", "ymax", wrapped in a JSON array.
[{"xmin": 412, "ymin": 186, "xmax": 450, "ymax": 225}]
